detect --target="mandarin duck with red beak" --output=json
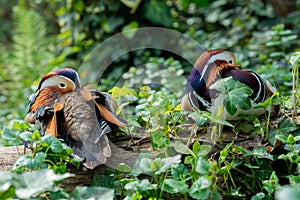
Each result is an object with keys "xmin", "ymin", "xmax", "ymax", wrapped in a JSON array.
[
  {"xmin": 181, "ymin": 49, "xmax": 279, "ymax": 120},
  {"xmin": 25, "ymin": 68, "xmax": 127, "ymax": 169}
]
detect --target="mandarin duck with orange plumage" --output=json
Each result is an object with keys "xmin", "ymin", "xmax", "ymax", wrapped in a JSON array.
[
  {"xmin": 181, "ymin": 49, "xmax": 280, "ymax": 120},
  {"xmin": 25, "ymin": 68, "xmax": 127, "ymax": 169}
]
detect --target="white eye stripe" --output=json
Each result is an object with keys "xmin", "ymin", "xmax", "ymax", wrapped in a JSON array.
[
  {"xmin": 40, "ymin": 75, "xmax": 75, "ymax": 90},
  {"xmin": 251, "ymin": 72, "xmax": 266, "ymax": 102}
]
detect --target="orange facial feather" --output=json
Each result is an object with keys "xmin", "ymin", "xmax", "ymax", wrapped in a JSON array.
[
  {"xmin": 205, "ymin": 60, "xmax": 238, "ymax": 88},
  {"xmin": 194, "ymin": 50, "xmax": 238, "ymax": 89},
  {"xmin": 30, "ymin": 87, "xmax": 61, "ymax": 112}
]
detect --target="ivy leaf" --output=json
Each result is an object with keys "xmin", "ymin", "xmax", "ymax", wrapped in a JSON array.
[
  {"xmin": 150, "ymin": 130, "xmax": 169, "ymax": 150},
  {"xmin": 1, "ymin": 127, "xmax": 22, "ymax": 145},
  {"xmin": 289, "ymin": 52, "xmax": 300, "ymax": 65},
  {"xmin": 169, "ymin": 141, "xmax": 194, "ymax": 155},
  {"xmin": 254, "ymin": 91, "xmax": 279, "ymax": 109},
  {"xmin": 116, "ymin": 163, "xmax": 132, "ymax": 173},
  {"xmin": 131, "ymin": 152, "xmax": 154, "ymax": 176},
  {"xmin": 189, "ymin": 176, "xmax": 212, "ymax": 199},
  {"xmin": 163, "ymin": 179, "xmax": 189, "ymax": 194},
  {"xmin": 171, "ymin": 164, "xmax": 189, "ymax": 180},
  {"xmin": 91, "ymin": 174, "xmax": 116, "ymax": 189},
  {"xmin": 193, "ymin": 140, "xmax": 213, "ymax": 157},
  {"xmin": 268, "ymin": 118, "xmax": 298, "ymax": 145},
  {"xmin": 12, "ymin": 152, "xmax": 47, "ymax": 172},
  {"xmin": 210, "ymin": 77, "xmax": 253, "ymax": 115},
  {"xmin": 0, "ymin": 171, "xmax": 14, "ymax": 199},
  {"xmin": 263, "ymin": 171, "xmax": 280, "ymax": 195},
  {"xmin": 251, "ymin": 192, "xmax": 265, "ymax": 200},
  {"xmin": 155, "ymin": 155, "xmax": 181, "ymax": 175},
  {"xmin": 108, "ymin": 86, "xmax": 137, "ymax": 99},
  {"xmin": 15, "ymin": 169, "xmax": 74, "ymax": 199},
  {"xmin": 143, "ymin": 0, "xmax": 172, "ymax": 27},
  {"xmin": 122, "ymin": 21, "xmax": 139, "ymax": 39},
  {"xmin": 241, "ymin": 146, "xmax": 274, "ymax": 161},
  {"xmin": 195, "ymin": 157, "xmax": 211, "ymax": 175},
  {"xmin": 189, "ymin": 111, "xmax": 233, "ymax": 127},
  {"xmin": 101, "ymin": 16, "xmax": 124, "ymax": 33},
  {"xmin": 275, "ymin": 185, "xmax": 300, "ymax": 200},
  {"xmin": 124, "ymin": 179, "xmax": 153, "ymax": 193},
  {"xmin": 41, "ymin": 134, "xmax": 64, "ymax": 153},
  {"xmin": 19, "ymin": 131, "xmax": 33, "ymax": 143},
  {"xmin": 189, "ymin": 111, "xmax": 208, "ymax": 126},
  {"xmin": 70, "ymin": 186, "xmax": 114, "ymax": 200},
  {"xmin": 12, "ymin": 120, "xmax": 30, "ymax": 131}
]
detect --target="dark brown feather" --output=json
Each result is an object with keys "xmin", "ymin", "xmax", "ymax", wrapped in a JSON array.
[{"xmin": 54, "ymin": 89, "xmax": 122, "ymax": 169}]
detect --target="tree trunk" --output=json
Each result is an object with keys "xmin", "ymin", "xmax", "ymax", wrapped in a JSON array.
[{"xmin": 0, "ymin": 143, "xmax": 138, "ymax": 192}]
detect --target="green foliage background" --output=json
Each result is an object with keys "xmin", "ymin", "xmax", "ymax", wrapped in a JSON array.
[
  {"xmin": 0, "ymin": 0, "xmax": 300, "ymax": 199},
  {"xmin": 0, "ymin": 0, "xmax": 299, "ymax": 126}
]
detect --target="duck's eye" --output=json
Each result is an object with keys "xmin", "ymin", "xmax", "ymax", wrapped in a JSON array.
[
  {"xmin": 59, "ymin": 83, "xmax": 66, "ymax": 88},
  {"xmin": 228, "ymin": 59, "xmax": 233, "ymax": 64}
]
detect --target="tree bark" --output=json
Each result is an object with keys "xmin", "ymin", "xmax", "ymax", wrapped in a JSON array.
[
  {"xmin": 0, "ymin": 145, "xmax": 27, "ymax": 171},
  {"xmin": 0, "ymin": 143, "xmax": 138, "ymax": 192}
]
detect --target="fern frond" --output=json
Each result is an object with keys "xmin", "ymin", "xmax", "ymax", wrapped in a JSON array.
[{"xmin": 1, "ymin": 6, "xmax": 55, "ymax": 119}]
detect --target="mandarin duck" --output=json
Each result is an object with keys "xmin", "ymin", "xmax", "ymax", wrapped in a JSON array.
[
  {"xmin": 181, "ymin": 49, "xmax": 279, "ymax": 120},
  {"xmin": 25, "ymin": 68, "xmax": 128, "ymax": 169}
]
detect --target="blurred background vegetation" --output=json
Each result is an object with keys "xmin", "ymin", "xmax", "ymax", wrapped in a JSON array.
[{"xmin": 0, "ymin": 0, "xmax": 300, "ymax": 127}]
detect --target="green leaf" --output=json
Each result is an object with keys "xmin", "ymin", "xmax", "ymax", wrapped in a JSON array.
[
  {"xmin": 254, "ymin": 92, "xmax": 279, "ymax": 109},
  {"xmin": 289, "ymin": 52, "xmax": 300, "ymax": 65},
  {"xmin": 109, "ymin": 86, "xmax": 137, "ymax": 99},
  {"xmin": 282, "ymin": 35, "xmax": 297, "ymax": 42},
  {"xmin": 12, "ymin": 152, "xmax": 47, "ymax": 172},
  {"xmin": 263, "ymin": 172, "xmax": 281, "ymax": 195},
  {"xmin": 2, "ymin": 127, "xmax": 19, "ymax": 142},
  {"xmin": 124, "ymin": 179, "xmax": 153, "ymax": 193},
  {"xmin": 195, "ymin": 157, "xmax": 210, "ymax": 174},
  {"xmin": 155, "ymin": 155, "xmax": 181, "ymax": 175},
  {"xmin": 32, "ymin": 130, "xmax": 41, "ymax": 141},
  {"xmin": 241, "ymin": 146, "xmax": 274, "ymax": 161},
  {"xmin": 251, "ymin": 192, "xmax": 265, "ymax": 200},
  {"xmin": 143, "ymin": 0, "xmax": 172, "ymax": 27},
  {"xmin": 19, "ymin": 131, "xmax": 33, "ymax": 143},
  {"xmin": 224, "ymin": 91, "xmax": 251, "ymax": 115},
  {"xmin": 189, "ymin": 111, "xmax": 233, "ymax": 127},
  {"xmin": 41, "ymin": 134, "xmax": 64, "ymax": 153},
  {"xmin": 0, "ymin": 171, "xmax": 14, "ymax": 199},
  {"xmin": 189, "ymin": 176, "xmax": 211, "ymax": 199},
  {"xmin": 101, "ymin": 16, "xmax": 124, "ymax": 33},
  {"xmin": 193, "ymin": 140, "xmax": 213, "ymax": 157},
  {"xmin": 269, "ymin": 118, "xmax": 298, "ymax": 145},
  {"xmin": 171, "ymin": 164, "xmax": 189, "ymax": 180},
  {"xmin": 131, "ymin": 152, "xmax": 154, "ymax": 176},
  {"xmin": 163, "ymin": 179, "xmax": 189, "ymax": 194},
  {"xmin": 189, "ymin": 111, "xmax": 208, "ymax": 126},
  {"xmin": 150, "ymin": 130, "xmax": 169, "ymax": 150},
  {"xmin": 169, "ymin": 141, "xmax": 194, "ymax": 155},
  {"xmin": 116, "ymin": 163, "xmax": 132, "ymax": 173},
  {"xmin": 122, "ymin": 21, "xmax": 139, "ymax": 39},
  {"xmin": 287, "ymin": 134, "xmax": 296, "ymax": 144},
  {"xmin": 15, "ymin": 169, "xmax": 73, "ymax": 199},
  {"xmin": 275, "ymin": 185, "xmax": 300, "ymax": 200},
  {"xmin": 210, "ymin": 77, "xmax": 253, "ymax": 115},
  {"xmin": 91, "ymin": 174, "xmax": 116, "ymax": 189},
  {"xmin": 121, "ymin": 0, "xmax": 141, "ymax": 9},
  {"xmin": 218, "ymin": 142, "xmax": 233, "ymax": 164},
  {"xmin": 266, "ymin": 40, "xmax": 281, "ymax": 46},
  {"xmin": 70, "ymin": 186, "xmax": 114, "ymax": 200}
]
